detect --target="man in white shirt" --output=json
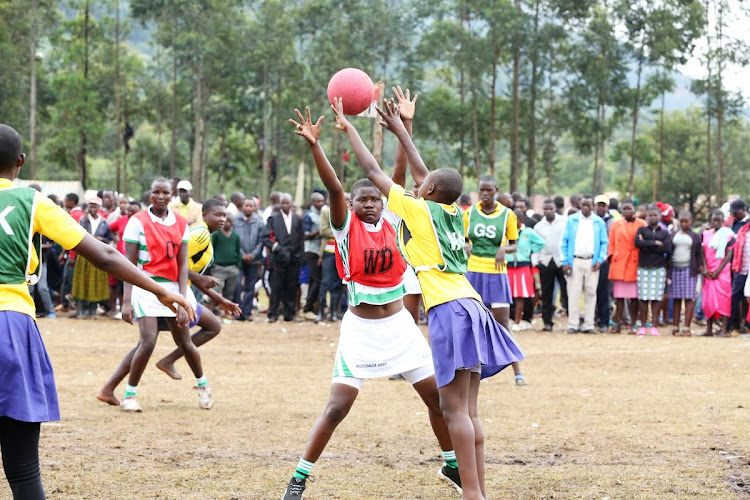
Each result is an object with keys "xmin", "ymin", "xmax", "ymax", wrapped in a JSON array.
[
  {"xmin": 535, "ymin": 199, "xmax": 568, "ymax": 331},
  {"xmin": 262, "ymin": 191, "xmax": 281, "ymax": 222},
  {"xmin": 560, "ymin": 195, "xmax": 609, "ymax": 333}
]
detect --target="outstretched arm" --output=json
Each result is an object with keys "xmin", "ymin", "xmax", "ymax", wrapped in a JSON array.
[
  {"xmin": 290, "ymin": 106, "xmax": 348, "ymax": 229},
  {"xmin": 330, "ymin": 97, "xmax": 394, "ymax": 199},
  {"xmin": 392, "ymin": 87, "xmax": 417, "ymax": 188},
  {"xmin": 376, "ymin": 98, "xmax": 429, "ymax": 188}
]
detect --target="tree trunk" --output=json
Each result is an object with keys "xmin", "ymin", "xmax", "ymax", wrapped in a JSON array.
[
  {"xmin": 170, "ymin": 32, "xmax": 178, "ymax": 179},
  {"xmin": 627, "ymin": 46, "xmax": 644, "ymax": 198},
  {"xmin": 114, "ymin": 0, "xmax": 121, "ymax": 193},
  {"xmin": 657, "ymin": 90, "xmax": 665, "ymax": 201},
  {"xmin": 510, "ymin": 0, "xmax": 522, "ymax": 192},
  {"xmin": 29, "ymin": 0, "xmax": 38, "ymax": 180},
  {"xmin": 200, "ymin": 120, "xmax": 210, "ymax": 200},
  {"xmin": 715, "ymin": 0, "xmax": 724, "ymax": 204},
  {"xmin": 459, "ymin": 70, "xmax": 465, "ymax": 177},
  {"xmin": 190, "ymin": 63, "xmax": 204, "ymax": 197},
  {"xmin": 592, "ymin": 100, "xmax": 601, "ymax": 194},
  {"xmin": 526, "ymin": 0, "xmax": 540, "ymax": 197},
  {"xmin": 261, "ymin": 64, "xmax": 269, "ymax": 205},
  {"xmin": 78, "ymin": 2, "xmax": 90, "ymax": 190},
  {"xmin": 598, "ymin": 104, "xmax": 606, "ymax": 195},
  {"xmin": 705, "ymin": 0, "xmax": 713, "ymax": 202},
  {"xmin": 489, "ymin": 25, "xmax": 498, "ymax": 176},
  {"xmin": 472, "ymin": 96, "xmax": 481, "ymax": 179}
]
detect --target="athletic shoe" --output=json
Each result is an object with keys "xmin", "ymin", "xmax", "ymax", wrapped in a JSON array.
[
  {"xmin": 47, "ymin": 312, "xmax": 56, "ymax": 319},
  {"xmin": 637, "ymin": 327, "xmax": 647, "ymax": 336},
  {"xmin": 518, "ymin": 320, "xmax": 532, "ymax": 331},
  {"xmin": 121, "ymin": 396, "xmax": 142, "ymax": 412},
  {"xmin": 649, "ymin": 326, "xmax": 660, "ymax": 336},
  {"xmin": 567, "ymin": 328, "xmax": 578, "ymax": 334},
  {"xmin": 581, "ymin": 329, "xmax": 596, "ymax": 334},
  {"xmin": 282, "ymin": 476, "xmax": 307, "ymax": 499},
  {"xmin": 515, "ymin": 375, "xmax": 527, "ymax": 387},
  {"xmin": 198, "ymin": 385, "xmax": 213, "ymax": 409},
  {"xmin": 542, "ymin": 324, "xmax": 553, "ymax": 332},
  {"xmin": 438, "ymin": 465, "xmax": 462, "ymax": 494},
  {"xmin": 303, "ymin": 311, "xmax": 317, "ymax": 321}
]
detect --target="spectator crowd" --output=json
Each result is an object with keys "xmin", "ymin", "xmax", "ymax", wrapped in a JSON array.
[{"xmin": 30, "ymin": 178, "xmax": 750, "ymax": 337}]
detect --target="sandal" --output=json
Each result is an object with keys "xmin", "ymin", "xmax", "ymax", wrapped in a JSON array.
[
  {"xmin": 681, "ymin": 327, "xmax": 692, "ymax": 337},
  {"xmin": 671, "ymin": 328, "xmax": 680, "ymax": 336}
]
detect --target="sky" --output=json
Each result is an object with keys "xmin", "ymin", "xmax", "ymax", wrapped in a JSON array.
[{"xmin": 677, "ymin": 0, "xmax": 750, "ymax": 99}]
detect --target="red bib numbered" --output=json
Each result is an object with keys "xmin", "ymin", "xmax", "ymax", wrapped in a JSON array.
[
  {"xmin": 335, "ymin": 212, "xmax": 406, "ymax": 288},
  {"xmin": 134, "ymin": 210, "xmax": 188, "ymax": 282}
]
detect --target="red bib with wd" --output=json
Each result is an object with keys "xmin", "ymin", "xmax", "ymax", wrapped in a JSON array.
[
  {"xmin": 335, "ymin": 212, "xmax": 406, "ymax": 288},
  {"xmin": 134, "ymin": 210, "xmax": 188, "ymax": 281}
]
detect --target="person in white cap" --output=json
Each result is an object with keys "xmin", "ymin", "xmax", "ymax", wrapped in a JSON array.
[{"xmin": 169, "ymin": 179, "xmax": 203, "ymax": 226}]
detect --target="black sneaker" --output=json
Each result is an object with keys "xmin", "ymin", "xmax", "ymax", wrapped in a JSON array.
[
  {"xmin": 438, "ymin": 465, "xmax": 462, "ymax": 494},
  {"xmin": 282, "ymin": 476, "xmax": 308, "ymax": 499}
]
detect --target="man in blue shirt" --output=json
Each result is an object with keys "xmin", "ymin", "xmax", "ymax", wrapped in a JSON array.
[{"xmin": 560, "ymin": 195, "xmax": 609, "ymax": 333}]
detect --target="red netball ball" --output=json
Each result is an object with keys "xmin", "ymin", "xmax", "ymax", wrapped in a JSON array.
[{"xmin": 327, "ymin": 68, "xmax": 375, "ymax": 116}]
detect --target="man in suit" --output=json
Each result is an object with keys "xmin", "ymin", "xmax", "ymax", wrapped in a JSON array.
[{"xmin": 262, "ymin": 193, "xmax": 304, "ymax": 322}]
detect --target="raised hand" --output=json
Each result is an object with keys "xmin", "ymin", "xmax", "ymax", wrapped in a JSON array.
[
  {"xmin": 330, "ymin": 97, "xmax": 351, "ymax": 132},
  {"xmin": 375, "ymin": 98, "xmax": 406, "ymax": 134},
  {"xmin": 289, "ymin": 107, "xmax": 324, "ymax": 145},
  {"xmin": 392, "ymin": 86, "xmax": 418, "ymax": 121}
]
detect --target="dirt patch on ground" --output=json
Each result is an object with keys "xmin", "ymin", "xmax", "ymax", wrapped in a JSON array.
[{"xmin": 14, "ymin": 317, "xmax": 749, "ymax": 499}]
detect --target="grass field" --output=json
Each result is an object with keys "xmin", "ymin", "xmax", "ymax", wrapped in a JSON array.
[{"xmin": 20, "ymin": 316, "xmax": 750, "ymax": 499}]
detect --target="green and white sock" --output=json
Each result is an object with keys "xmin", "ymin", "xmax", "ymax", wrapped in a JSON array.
[
  {"xmin": 293, "ymin": 458, "xmax": 315, "ymax": 479},
  {"xmin": 196, "ymin": 375, "xmax": 208, "ymax": 388},
  {"xmin": 124, "ymin": 384, "xmax": 137, "ymax": 399},
  {"xmin": 442, "ymin": 450, "xmax": 458, "ymax": 469}
]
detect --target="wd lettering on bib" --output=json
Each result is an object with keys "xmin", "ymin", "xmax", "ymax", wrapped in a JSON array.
[{"xmin": 362, "ymin": 247, "xmax": 394, "ymax": 275}]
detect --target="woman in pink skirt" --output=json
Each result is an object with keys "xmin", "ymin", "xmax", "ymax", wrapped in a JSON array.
[
  {"xmin": 607, "ymin": 200, "xmax": 646, "ymax": 333},
  {"xmin": 507, "ymin": 208, "xmax": 545, "ymax": 331},
  {"xmin": 701, "ymin": 210, "xmax": 735, "ymax": 337}
]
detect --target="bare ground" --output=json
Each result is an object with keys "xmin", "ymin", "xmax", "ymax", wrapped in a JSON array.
[{"xmin": 17, "ymin": 317, "xmax": 750, "ymax": 499}]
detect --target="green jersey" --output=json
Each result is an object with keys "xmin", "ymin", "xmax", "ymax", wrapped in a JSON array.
[{"xmin": 0, "ymin": 187, "xmax": 40, "ymax": 285}]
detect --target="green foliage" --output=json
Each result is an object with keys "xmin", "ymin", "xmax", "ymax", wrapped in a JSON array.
[{"xmin": 0, "ymin": 0, "xmax": 746, "ymax": 212}]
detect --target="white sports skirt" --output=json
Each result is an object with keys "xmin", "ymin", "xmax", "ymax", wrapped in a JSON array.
[
  {"xmin": 332, "ymin": 307, "xmax": 433, "ymax": 380},
  {"xmin": 131, "ymin": 280, "xmax": 197, "ymax": 319}
]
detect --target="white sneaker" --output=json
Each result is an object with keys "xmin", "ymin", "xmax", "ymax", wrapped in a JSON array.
[
  {"xmin": 121, "ymin": 396, "xmax": 142, "ymax": 412},
  {"xmin": 511, "ymin": 323, "xmax": 521, "ymax": 332},
  {"xmin": 198, "ymin": 385, "xmax": 213, "ymax": 409},
  {"xmin": 519, "ymin": 320, "xmax": 532, "ymax": 331}
]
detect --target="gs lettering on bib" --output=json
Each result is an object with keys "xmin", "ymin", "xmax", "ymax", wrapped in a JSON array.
[
  {"xmin": 467, "ymin": 203, "xmax": 510, "ymax": 259},
  {"xmin": 335, "ymin": 211, "xmax": 406, "ymax": 288}
]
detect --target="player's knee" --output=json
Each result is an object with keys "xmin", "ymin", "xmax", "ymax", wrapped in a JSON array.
[
  {"xmin": 323, "ymin": 401, "xmax": 349, "ymax": 424},
  {"xmin": 139, "ymin": 337, "xmax": 157, "ymax": 353}
]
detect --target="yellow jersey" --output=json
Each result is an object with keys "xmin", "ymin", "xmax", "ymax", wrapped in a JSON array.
[
  {"xmin": 0, "ymin": 179, "xmax": 86, "ymax": 318},
  {"xmin": 387, "ymin": 185, "xmax": 480, "ymax": 311},
  {"xmin": 187, "ymin": 221, "xmax": 213, "ymax": 274}
]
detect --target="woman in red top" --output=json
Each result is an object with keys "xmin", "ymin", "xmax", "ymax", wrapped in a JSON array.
[
  {"xmin": 98, "ymin": 179, "xmax": 211, "ymax": 412},
  {"xmin": 280, "ymin": 108, "xmax": 458, "ymax": 499}
]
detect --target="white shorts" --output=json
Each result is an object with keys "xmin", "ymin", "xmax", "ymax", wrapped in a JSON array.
[
  {"xmin": 331, "ymin": 307, "xmax": 434, "ymax": 384},
  {"xmin": 333, "ymin": 364, "xmax": 434, "ymax": 389},
  {"xmin": 131, "ymin": 280, "xmax": 197, "ymax": 319},
  {"xmin": 402, "ymin": 266, "xmax": 422, "ymax": 295}
]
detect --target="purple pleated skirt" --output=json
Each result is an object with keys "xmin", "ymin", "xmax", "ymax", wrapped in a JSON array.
[
  {"xmin": 466, "ymin": 271, "xmax": 513, "ymax": 306},
  {"xmin": 0, "ymin": 311, "xmax": 59, "ymax": 422},
  {"xmin": 427, "ymin": 298, "xmax": 526, "ymax": 388}
]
